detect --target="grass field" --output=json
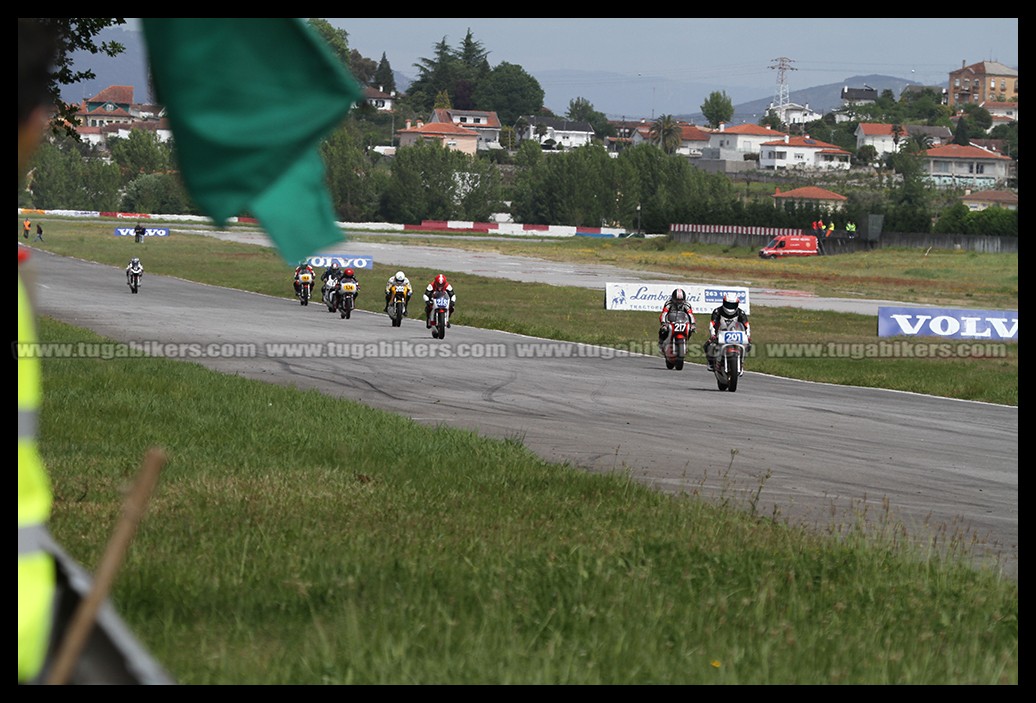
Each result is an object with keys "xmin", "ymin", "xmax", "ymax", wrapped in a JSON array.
[{"xmin": 23, "ymin": 218, "xmax": 1018, "ymax": 683}]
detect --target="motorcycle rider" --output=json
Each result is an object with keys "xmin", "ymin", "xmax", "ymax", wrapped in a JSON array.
[
  {"xmin": 703, "ymin": 293, "xmax": 752, "ymax": 371},
  {"xmin": 658, "ymin": 288, "xmax": 696, "ymax": 352},
  {"xmin": 338, "ymin": 267, "xmax": 360, "ymax": 301},
  {"xmin": 384, "ymin": 270, "xmax": 412, "ymax": 313},
  {"xmin": 293, "ymin": 259, "xmax": 315, "ymax": 297},
  {"xmin": 423, "ymin": 273, "xmax": 456, "ymax": 328},
  {"xmin": 125, "ymin": 257, "xmax": 144, "ymax": 286},
  {"xmin": 321, "ymin": 261, "xmax": 343, "ymax": 302}
]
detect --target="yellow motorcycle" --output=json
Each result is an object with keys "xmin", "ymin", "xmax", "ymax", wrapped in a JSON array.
[{"xmin": 387, "ymin": 283, "xmax": 410, "ymax": 327}]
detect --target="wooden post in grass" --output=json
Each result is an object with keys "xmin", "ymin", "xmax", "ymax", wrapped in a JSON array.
[{"xmin": 45, "ymin": 447, "xmax": 167, "ymax": 685}]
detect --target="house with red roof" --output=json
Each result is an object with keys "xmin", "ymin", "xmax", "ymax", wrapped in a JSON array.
[
  {"xmin": 854, "ymin": 123, "xmax": 904, "ymax": 160},
  {"xmin": 759, "ymin": 134, "xmax": 851, "ymax": 171},
  {"xmin": 707, "ymin": 123, "xmax": 787, "ymax": 159},
  {"xmin": 428, "ymin": 108, "xmax": 503, "ymax": 151},
  {"xmin": 922, "ymin": 143, "xmax": 1013, "ymax": 189},
  {"xmin": 396, "ymin": 119, "xmax": 479, "ymax": 155},
  {"xmin": 772, "ymin": 186, "xmax": 847, "ymax": 214},
  {"xmin": 960, "ymin": 189, "xmax": 1018, "ymax": 212},
  {"xmin": 75, "ymin": 85, "xmax": 136, "ymax": 129},
  {"xmin": 980, "ymin": 100, "xmax": 1019, "ymax": 127},
  {"xmin": 362, "ymin": 85, "xmax": 397, "ymax": 112},
  {"xmin": 676, "ymin": 123, "xmax": 712, "ymax": 157}
]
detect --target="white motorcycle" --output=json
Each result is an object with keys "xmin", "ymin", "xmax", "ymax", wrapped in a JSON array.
[{"xmin": 710, "ymin": 320, "xmax": 748, "ymax": 392}]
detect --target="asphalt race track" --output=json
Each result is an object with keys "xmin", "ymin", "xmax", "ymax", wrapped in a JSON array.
[{"xmin": 25, "ymin": 246, "xmax": 1018, "ymax": 580}]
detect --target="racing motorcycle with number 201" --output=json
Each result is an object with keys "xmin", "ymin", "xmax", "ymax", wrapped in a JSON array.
[{"xmin": 711, "ymin": 320, "xmax": 749, "ymax": 392}]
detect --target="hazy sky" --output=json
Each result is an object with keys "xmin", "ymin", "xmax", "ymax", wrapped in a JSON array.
[
  {"xmin": 110, "ymin": 18, "xmax": 1017, "ymax": 118},
  {"xmin": 332, "ymin": 17, "xmax": 1017, "ymax": 93}
]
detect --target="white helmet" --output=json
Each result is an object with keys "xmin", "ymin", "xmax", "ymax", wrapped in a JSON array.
[
  {"xmin": 720, "ymin": 293, "xmax": 740, "ymax": 318},
  {"xmin": 394, "ymin": 271, "xmax": 406, "ymax": 282}
]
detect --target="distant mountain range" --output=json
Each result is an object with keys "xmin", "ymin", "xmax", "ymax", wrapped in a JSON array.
[{"xmin": 63, "ymin": 26, "xmax": 928, "ymax": 127}]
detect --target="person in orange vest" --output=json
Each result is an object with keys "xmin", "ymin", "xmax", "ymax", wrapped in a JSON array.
[
  {"xmin": 23, "ymin": 217, "xmax": 31, "ymax": 239},
  {"xmin": 826, "ymin": 220, "xmax": 835, "ymax": 238}
]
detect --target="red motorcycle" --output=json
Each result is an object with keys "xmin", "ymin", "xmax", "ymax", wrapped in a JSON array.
[{"xmin": 660, "ymin": 309, "xmax": 694, "ymax": 370}]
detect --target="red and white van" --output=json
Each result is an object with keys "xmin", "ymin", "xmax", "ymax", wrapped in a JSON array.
[{"xmin": 759, "ymin": 234, "xmax": 819, "ymax": 259}]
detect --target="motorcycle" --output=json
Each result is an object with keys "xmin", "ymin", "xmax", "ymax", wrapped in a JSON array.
[
  {"xmin": 297, "ymin": 271, "xmax": 313, "ymax": 306},
  {"xmin": 660, "ymin": 309, "xmax": 693, "ymax": 370},
  {"xmin": 336, "ymin": 280, "xmax": 357, "ymax": 319},
  {"xmin": 388, "ymin": 283, "xmax": 410, "ymax": 327},
  {"xmin": 428, "ymin": 293, "xmax": 451, "ymax": 339},
  {"xmin": 711, "ymin": 320, "xmax": 748, "ymax": 392},
  {"xmin": 127, "ymin": 269, "xmax": 142, "ymax": 294}
]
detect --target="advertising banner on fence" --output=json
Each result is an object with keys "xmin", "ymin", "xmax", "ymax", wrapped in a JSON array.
[
  {"xmin": 114, "ymin": 227, "xmax": 169, "ymax": 238},
  {"xmin": 606, "ymin": 283, "xmax": 750, "ymax": 315},
  {"xmin": 878, "ymin": 306, "xmax": 1018, "ymax": 341},
  {"xmin": 305, "ymin": 255, "xmax": 374, "ymax": 270}
]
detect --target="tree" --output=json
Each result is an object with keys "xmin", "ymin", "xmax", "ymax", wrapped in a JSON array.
[
  {"xmin": 107, "ymin": 129, "xmax": 172, "ymax": 184},
  {"xmin": 649, "ymin": 115, "xmax": 682, "ymax": 154},
  {"xmin": 855, "ymin": 144, "xmax": 878, "ymax": 167},
  {"xmin": 348, "ymin": 50, "xmax": 377, "ymax": 86},
  {"xmin": 953, "ymin": 116, "xmax": 972, "ymax": 145},
  {"xmin": 473, "ymin": 62, "xmax": 544, "ymax": 126},
  {"xmin": 961, "ymin": 104, "xmax": 993, "ymax": 132},
  {"xmin": 407, "ymin": 37, "xmax": 463, "ymax": 114},
  {"xmin": 121, "ymin": 172, "xmax": 195, "ymax": 215},
  {"xmin": 759, "ymin": 111, "xmax": 782, "ymax": 130},
  {"xmin": 700, "ymin": 91, "xmax": 734, "ymax": 129},
  {"xmin": 28, "ymin": 136, "xmax": 121, "ymax": 210},
  {"xmin": 434, "ymin": 90, "xmax": 453, "ymax": 110},
  {"xmin": 30, "ymin": 18, "xmax": 128, "ymax": 137},
  {"xmin": 374, "ymin": 53, "xmax": 395, "ymax": 93},
  {"xmin": 306, "ymin": 18, "xmax": 349, "ymax": 64},
  {"xmin": 566, "ymin": 97, "xmax": 612, "ymax": 141},
  {"xmin": 321, "ymin": 122, "xmax": 381, "ymax": 221}
]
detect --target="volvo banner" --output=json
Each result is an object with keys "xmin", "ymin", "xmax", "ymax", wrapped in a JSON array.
[
  {"xmin": 606, "ymin": 283, "xmax": 750, "ymax": 315},
  {"xmin": 878, "ymin": 306, "xmax": 1018, "ymax": 341},
  {"xmin": 114, "ymin": 227, "xmax": 169, "ymax": 237},
  {"xmin": 305, "ymin": 255, "xmax": 374, "ymax": 269}
]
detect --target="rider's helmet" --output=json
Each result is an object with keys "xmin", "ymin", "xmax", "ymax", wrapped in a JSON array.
[
  {"xmin": 130, "ymin": 257, "xmax": 140, "ymax": 267},
  {"xmin": 330, "ymin": 261, "xmax": 340, "ymax": 272},
  {"xmin": 671, "ymin": 288, "xmax": 686, "ymax": 305},
  {"xmin": 434, "ymin": 274, "xmax": 447, "ymax": 289},
  {"xmin": 344, "ymin": 268, "xmax": 354, "ymax": 278},
  {"xmin": 394, "ymin": 271, "xmax": 406, "ymax": 283},
  {"xmin": 720, "ymin": 293, "xmax": 740, "ymax": 318}
]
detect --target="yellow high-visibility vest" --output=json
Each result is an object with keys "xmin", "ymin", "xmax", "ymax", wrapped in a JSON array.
[{"xmin": 18, "ymin": 271, "xmax": 55, "ymax": 683}]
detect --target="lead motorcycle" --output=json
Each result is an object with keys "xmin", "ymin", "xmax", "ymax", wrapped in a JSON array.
[
  {"xmin": 428, "ymin": 292, "xmax": 451, "ymax": 339},
  {"xmin": 387, "ymin": 282, "xmax": 410, "ymax": 327},
  {"xmin": 296, "ymin": 271, "xmax": 313, "ymax": 306},
  {"xmin": 660, "ymin": 309, "xmax": 694, "ymax": 370},
  {"xmin": 710, "ymin": 319, "xmax": 749, "ymax": 392},
  {"xmin": 127, "ymin": 266, "xmax": 143, "ymax": 294}
]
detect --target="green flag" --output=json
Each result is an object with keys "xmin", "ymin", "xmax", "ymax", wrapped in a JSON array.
[{"xmin": 141, "ymin": 18, "xmax": 362, "ymax": 263}]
